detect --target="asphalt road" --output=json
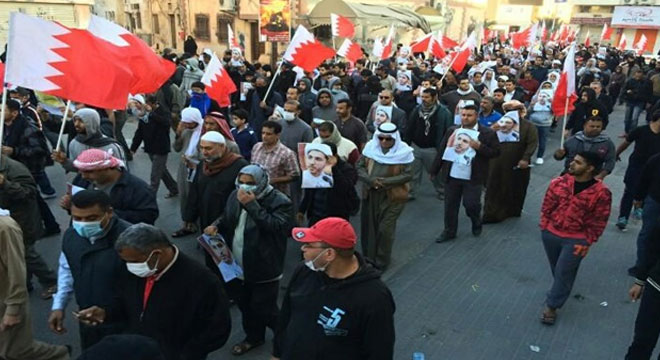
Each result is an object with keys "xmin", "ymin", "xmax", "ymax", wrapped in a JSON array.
[{"xmin": 25, "ymin": 105, "xmax": 657, "ymax": 359}]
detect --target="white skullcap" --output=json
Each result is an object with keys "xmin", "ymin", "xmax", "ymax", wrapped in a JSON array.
[
  {"xmin": 200, "ymin": 131, "xmax": 226, "ymax": 144},
  {"xmin": 203, "ymin": 48, "xmax": 213, "ymax": 56},
  {"xmin": 553, "ymin": 60, "xmax": 562, "ymax": 65},
  {"xmin": 497, "ymin": 75, "xmax": 509, "ymax": 82},
  {"xmin": 129, "ymin": 94, "xmax": 145, "ymax": 105},
  {"xmin": 305, "ymin": 143, "xmax": 332, "ymax": 157},
  {"xmin": 312, "ymin": 118, "xmax": 326, "ymax": 125}
]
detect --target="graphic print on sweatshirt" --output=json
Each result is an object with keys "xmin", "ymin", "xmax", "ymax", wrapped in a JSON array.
[{"xmin": 317, "ymin": 306, "xmax": 348, "ymax": 336}]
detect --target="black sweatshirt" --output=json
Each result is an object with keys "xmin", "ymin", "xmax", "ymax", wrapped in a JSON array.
[
  {"xmin": 635, "ymin": 153, "xmax": 660, "ymax": 203},
  {"xmin": 273, "ymin": 253, "xmax": 395, "ymax": 360}
]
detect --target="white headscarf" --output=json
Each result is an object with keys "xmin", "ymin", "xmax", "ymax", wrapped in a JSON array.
[
  {"xmin": 181, "ymin": 107, "xmax": 204, "ymax": 157},
  {"xmin": 546, "ymin": 71, "xmax": 560, "ymax": 89},
  {"xmin": 483, "ymin": 69, "xmax": 499, "ymax": 94},
  {"xmin": 362, "ymin": 123, "xmax": 414, "ymax": 165}
]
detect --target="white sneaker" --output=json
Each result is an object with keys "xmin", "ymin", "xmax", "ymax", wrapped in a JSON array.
[{"xmin": 535, "ymin": 158, "xmax": 544, "ymax": 165}]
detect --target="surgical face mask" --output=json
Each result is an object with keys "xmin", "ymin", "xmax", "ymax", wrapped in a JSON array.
[
  {"xmin": 125, "ymin": 251, "xmax": 159, "ymax": 278},
  {"xmin": 305, "ymin": 249, "xmax": 329, "ymax": 272},
  {"xmin": 72, "ymin": 214, "xmax": 106, "ymax": 240},
  {"xmin": 282, "ymin": 111, "xmax": 295, "ymax": 121},
  {"xmin": 238, "ymin": 183, "xmax": 258, "ymax": 193}
]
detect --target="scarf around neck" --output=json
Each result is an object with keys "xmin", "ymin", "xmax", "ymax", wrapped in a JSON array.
[{"xmin": 203, "ymin": 151, "xmax": 242, "ymax": 176}]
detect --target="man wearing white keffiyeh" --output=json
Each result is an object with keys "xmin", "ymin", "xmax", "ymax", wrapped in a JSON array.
[{"xmin": 357, "ymin": 123, "xmax": 414, "ymax": 270}]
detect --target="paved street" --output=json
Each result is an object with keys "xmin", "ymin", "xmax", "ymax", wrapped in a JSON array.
[{"xmin": 27, "ymin": 106, "xmax": 657, "ymax": 359}]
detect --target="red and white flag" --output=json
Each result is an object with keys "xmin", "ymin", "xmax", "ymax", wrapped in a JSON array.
[
  {"xmin": 551, "ymin": 44, "xmax": 577, "ymax": 117},
  {"xmin": 330, "ymin": 13, "xmax": 355, "ymax": 38},
  {"xmin": 88, "ymin": 15, "xmax": 174, "ymax": 96},
  {"xmin": 228, "ymin": 24, "xmax": 240, "ymax": 49},
  {"xmin": 428, "ymin": 35, "xmax": 446, "ymax": 59},
  {"xmin": 559, "ymin": 25, "xmax": 570, "ymax": 42},
  {"xmin": 584, "ymin": 31, "xmax": 591, "ymax": 47},
  {"xmin": 372, "ymin": 37, "xmax": 384, "ymax": 59},
  {"xmin": 500, "ymin": 30, "xmax": 508, "ymax": 43},
  {"xmin": 451, "ymin": 32, "xmax": 476, "ymax": 73},
  {"xmin": 511, "ymin": 23, "xmax": 538, "ymax": 50},
  {"xmin": 482, "ymin": 28, "xmax": 493, "ymax": 45},
  {"xmin": 381, "ymin": 26, "xmax": 395, "ymax": 60},
  {"xmin": 618, "ymin": 34, "xmax": 628, "ymax": 51},
  {"xmin": 438, "ymin": 31, "xmax": 459, "ymax": 49},
  {"xmin": 6, "ymin": 12, "xmax": 133, "ymax": 109},
  {"xmin": 410, "ymin": 33, "xmax": 433, "ymax": 53},
  {"xmin": 541, "ymin": 22, "xmax": 548, "ymax": 42},
  {"xmin": 283, "ymin": 25, "xmax": 335, "ymax": 72},
  {"xmin": 635, "ymin": 34, "xmax": 648, "ymax": 55},
  {"xmin": 0, "ymin": 62, "xmax": 5, "ymax": 88},
  {"xmin": 337, "ymin": 38, "xmax": 362, "ymax": 63},
  {"xmin": 600, "ymin": 23, "xmax": 613, "ymax": 41},
  {"xmin": 201, "ymin": 53, "xmax": 236, "ymax": 107}
]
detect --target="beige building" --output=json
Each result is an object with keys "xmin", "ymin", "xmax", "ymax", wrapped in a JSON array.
[{"xmin": 0, "ymin": 0, "xmax": 94, "ymax": 45}]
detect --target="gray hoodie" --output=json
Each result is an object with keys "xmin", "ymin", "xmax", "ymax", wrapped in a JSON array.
[
  {"xmin": 562, "ymin": 131, "xmax": 616, "ymax": 174},
  {"xmin": 328, "ymin": 77, "xmax": 349, "ymax": 104},
  {"xmin": 65, "ymin": 109, "xmax": 127, "ymax": 172},
  {"xmin": 312, "ymin": 88, "xmax": 338, "ymax": 122}
]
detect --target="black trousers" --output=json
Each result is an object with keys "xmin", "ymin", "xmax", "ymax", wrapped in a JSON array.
[
  {"xmin": 626, "ymin": 284, "xmax": 660, "ymax": 360},
  {"xmin": 225, "ymin": 279, "xmax": 280, "ymax": 344},
  {"xmin": 444, "ymin": 178, "xmax": 483, "ymax": 236}
]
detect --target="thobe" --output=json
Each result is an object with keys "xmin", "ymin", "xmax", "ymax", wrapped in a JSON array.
[
  {"xmin": 0, "ymin": 216, "xmax": 69, "ymax": 360},
  {"xmin": 483, "ymin": 119, "xmax": 538, "ymax": 223},
  {"xmin": 357, "ymin": 157, "xmax": 412, "ymax": 269}
]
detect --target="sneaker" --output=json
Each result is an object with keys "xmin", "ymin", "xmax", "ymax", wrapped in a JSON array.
[
  {"xmin": 535, "ymin": 158, "xmax": 544, "ymax": 165},
  {"xmin": 616, "ymin": 217, "xmax": 628, "ymax": 231},
  {"xmin": 41, "ymin": 192, "xmax": 57, "ymax": 200},
  {"xmin": 632, "ymin": 208, "xmax": 643, "ymax": 221}
]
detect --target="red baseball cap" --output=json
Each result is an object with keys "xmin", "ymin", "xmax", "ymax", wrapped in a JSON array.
[{"xmin": 292, "ymin": 217, "xmax": 357, "ymax": 249}]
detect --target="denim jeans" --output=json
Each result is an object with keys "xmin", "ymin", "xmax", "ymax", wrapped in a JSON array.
[
  {"xmin": 635, "ymin": 196, "xmax": 660, "ymax": 270},
  {"xmin": 535, "ymin": 125, "xmax": 550, "ymax": 158},
  {"xmin": 625, "ymin": 102, "xmax": 645, "ymax": 134}
]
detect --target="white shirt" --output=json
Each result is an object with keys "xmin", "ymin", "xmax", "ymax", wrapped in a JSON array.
[{"xmin": 52, "ymin": 253, "xmax": 74, "ymax": 311}]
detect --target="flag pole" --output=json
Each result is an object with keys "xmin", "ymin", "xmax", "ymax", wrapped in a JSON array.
[
  {"xmin": 55, "ymin": 99, "xmax": 73, "ymax": 153},
  {"xmin": 559, "ymin": 96, "xmax": 570, "ymax": 147},
  {"xmin": 0, "ymin": 87, "xmax": 7, "ymax": 167},
  {"xmin": 439, "ymin": 54, "xmax": 460, "ymax": 84},
  {"xmin": 263, "ymin": 61, "xmax": 283, "ymax": 104}
]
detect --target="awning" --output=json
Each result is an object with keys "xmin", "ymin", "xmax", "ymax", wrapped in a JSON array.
[{"xmin": 308, "ymin": 0, "xmax": 432, "ymax": 33}]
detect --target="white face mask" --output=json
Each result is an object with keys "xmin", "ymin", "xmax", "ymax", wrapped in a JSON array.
[
  {"xmin": 305, "ymin": 249, "xmax": 329, "ymax": 272},
  {"xmin": 283, "ymin": 111, "xmax": 296, "ymax": 121},
  {"xmin": 126, "ymin": 250, "xmax": 159, "ymax": 278}
]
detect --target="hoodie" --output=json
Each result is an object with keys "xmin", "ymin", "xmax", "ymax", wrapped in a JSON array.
[
  {"xmin": 298, "ymin": 78, "xmax": 317, "ymax": 124},
  {"xmin": 180, "ymin": 57, "xmax": 204, "ymax": 92},
  {"xmin": 328, "ymin": 77, "xmax": 349, "ymax": 104},
  {"xmin": 312, "ymin": 89, "xmax": 338, "ymax": 122},
  {"xmin": 562, "ymin": 131, "xmax": 616, "ymax": 174},
  {"xmin": 66, "ymin": 109, "xmax": 126, "ymax": 172},
  {"xmin": 272, "ymin": 253, "xmax": 395, "ymax": 360}
]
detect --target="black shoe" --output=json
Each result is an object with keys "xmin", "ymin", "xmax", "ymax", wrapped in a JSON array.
[
  {"xmin": 628, "ymin": 266, "xmax": 638, "ymax": 277},
  {"xmin": 472, "ymin": 224, "xmax": 483, "ymax": 237},
  {"xmin": 435, "ymin": 231, "xmax": 456, "ymax": 243}
]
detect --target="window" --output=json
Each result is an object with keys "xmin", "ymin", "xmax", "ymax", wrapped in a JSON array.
[
  {"xmin": 195, "ymin": 14, "xmax": 210, "ymax": 40},
  {"xmin": 136, "ymin": 11, "xmax": 142, "ymax": 29},
  {"xmin": 105, "ymin": 11, "xmax": 115, "ymax": 22},
  {"xmin": 217, "ymin": 17, "xmax": 230, "ymax": 43},
  {"xmin": 153, "ymin": 14, "xmax": 160, "ymax": 34},
  {"xmin": 127, "ymin": 12, "xmax": 136, "ymax": 31}
]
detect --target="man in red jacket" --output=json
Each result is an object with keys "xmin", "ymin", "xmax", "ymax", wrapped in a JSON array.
[{"xmin": 539, "ymin": 151, "xmax": 612, "ymax": 325}]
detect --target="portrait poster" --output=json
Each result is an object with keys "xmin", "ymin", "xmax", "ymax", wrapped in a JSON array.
[
  {"xmin": 197, "ymin": 234, "xmax": 243, "ymax": 282},
  {"xmin": 442, "ymin": 128, "xmax": 479, "ymax": 180},
  {"xmin": 374, "ymin": 105, "xmax": 393, "ymax": 127},
  {"xmin": 453, "ymin": 99, "xmax": 476, "ymax": 125},
  {"xmin": 496, "ymin": 114, "xmax": 520, "ymax": 143},
  {"xmin": 259, "ymin": 0, "xmax": 291, "ymax": 42},
  {"xmin": 298, "ymin": 143, "xmax": 334, "ymax": 189},
  {"xmin": 396, "ymin": 70, "xmax": 413, "ymax": 91}
]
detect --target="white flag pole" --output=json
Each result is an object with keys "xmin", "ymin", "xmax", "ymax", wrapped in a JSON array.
[
  {"xmin": 439, "ymin": 54, "xmax": 461, "ymax": 84},
  {"xmin": 560, "ymin": 97, "xmax": 570, "ymax": 148},
  {"xmin": 0, "ymin": 88, "xmax": 7, "ymax": 167},
  {"xmin": 262, "ymin": 61, "xmax": 283, "ymax": 104},
  {"xmin": 55, "ymin": 99, "xmax": 73, "ymax": 153}
]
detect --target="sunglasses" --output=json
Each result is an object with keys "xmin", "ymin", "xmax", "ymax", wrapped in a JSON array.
[{"xmin": 378, "ymin": 136, "xmax": 394, "ymax": 142}]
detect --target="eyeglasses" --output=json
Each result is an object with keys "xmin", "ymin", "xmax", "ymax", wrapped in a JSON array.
[
  {"xmin": 379, "ymin": 96, "xmax": 391, "ymax": 100},
  {"xmin": 378, "ymin": 136, "xmax": 394, "ymax": 142}
]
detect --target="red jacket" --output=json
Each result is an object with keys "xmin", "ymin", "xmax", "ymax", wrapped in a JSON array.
[{"xmin": 540, "ymin": 174, "xmax": 612, "ymax": 244}]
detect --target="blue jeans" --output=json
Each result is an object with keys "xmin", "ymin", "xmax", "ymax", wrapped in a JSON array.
[
  {"xmin": 542, "ymin": 230, "xmax": 589, "ymax": 309},
  {"xmin": 635, "ymin": 196, "xmax": 660, "ymax": 270},
  {"xmin": 535, "ymin": 125, "xmax": 550, "ymax": 158},
  {"xmin": 32, "ymin": 170, "xmax": 55, "ymax": 195},
  {"xmin": 625, "ymin": 102, "xmax": 645, "ymax": 134}
]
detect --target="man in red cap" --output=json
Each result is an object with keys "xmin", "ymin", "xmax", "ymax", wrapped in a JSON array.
[{"xmin": 271, "ymin": 217, "xmax": 395, "ymax": 360}]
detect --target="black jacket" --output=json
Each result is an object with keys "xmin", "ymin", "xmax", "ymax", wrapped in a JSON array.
[
  {"xmin": 299, "ymin": 160, "xmax": 359, "ymax": 223},
  {"xmin": 635, "ymin": 213, "xmax": 660, "ymax": 288},
  {"xmin": 62, "ymin": 216, "xmax": 131, "ymax": 309},
  {"xmin": 431, "ymin": 124, "xmax": 501, "ymax": 186},
  {"xmin": 183, "ymin": 157, "xmax": 249, "ymax": 228},
  {"xmin": 218, "ymin": 188, "xmax": 294, "ymax": 282},
  {"xmin": 273, "ymin": 253, "xmax": 395, "ymax": 360},
  {"xmin": 404, "ymin": 103, "xmax": 453, "ymax": 149},
  {"xmin": 2, "ymin": 114, "xmax": 49, "ymax": 173},
  {"xmin": 566, "ymin": 89, "xmax": 610, "ymax": 135},
  {"xmin": 105, "ymin": 251, "xmax": 231, "ymax": 360},
  {"xmin": 623, "ymin": 77, "xmax": 653, "ymax": 104},
  {"xmin": 73, "ymin": 172, "xmax": 159, "ymax": 225},
  {"xmin": 130, "ymin": 105, "xmax": 172, "ymax": 155},
  {"xmin": 0, "ymin": 155, "xmax": 42, "ymax": 244}
]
